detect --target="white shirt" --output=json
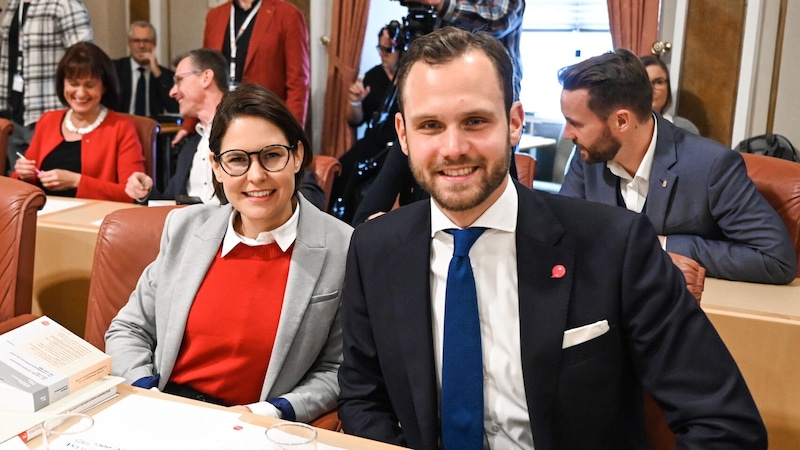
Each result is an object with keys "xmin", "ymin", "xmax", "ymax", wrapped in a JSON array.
[
  {"xmin": 606, "ymin": 116, "xmax": 659, "ymax": 214},
  {"xmin": 128, "ymin": 57, "xmax": 150, "ymax": 115},
  {"xmin": 186, "ymin": 121, "xmax": 219, "ymax": 205},
  {"xmin": 429, "ymin": 177, "xmax": 534, "ymax": 449},
  {"xmin": 220, "ymin": 201, "xmax": 299, "ymax": 256}
]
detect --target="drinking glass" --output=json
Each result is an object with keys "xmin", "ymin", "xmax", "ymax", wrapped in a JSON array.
[
  {"xmin": 265, "ymin": 422, "xmax": 317, "ymax": 449},
  {"xmin": 43, "ymin": 413, "xmax": 95, "ymax": 450}
]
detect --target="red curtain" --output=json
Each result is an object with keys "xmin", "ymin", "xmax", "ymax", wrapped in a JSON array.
[
  {"xmin": 607, "ymin": 0, "xmax": 660, "ymax": 56},
  {"xmin": 321, "ymin": 0, "xmax": 371, "ymax": 158}
]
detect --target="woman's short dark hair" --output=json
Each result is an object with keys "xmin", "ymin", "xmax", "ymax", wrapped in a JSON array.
[
  {"xmin": 209, "ymin": 83, "xmax": 311, "ymax": 201},
  {"xmin": 56, "ymin": 42, "xmax": 120, "ymax": 109},
  {"xmin": 640, "ymin": 55, "xmax": 672, "ymax": 113},
  {"xmin": 557, "ymin": 48, "xmax": 653, "ymax": 122}
]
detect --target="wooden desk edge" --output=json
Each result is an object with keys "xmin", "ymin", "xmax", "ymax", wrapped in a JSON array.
[{"xmin": 24, "ymin": 384, "xmax": 403, "ymax": 449}]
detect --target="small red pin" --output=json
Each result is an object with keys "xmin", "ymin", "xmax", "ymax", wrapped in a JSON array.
[{"xmin": 551, "ymin": 265, "xmax": 566, "ymax": 279}]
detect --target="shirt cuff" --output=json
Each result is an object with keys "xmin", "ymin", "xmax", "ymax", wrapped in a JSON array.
[
  {"xmin": 247, "ymin": 401, "xmax": 281, "ymax": 418},
  {"xmin": 132, "ymin": 374, "xmax": 160, "ymax": 389},
  {"xmin": 268, "ymin": 397, "xmax": 296, "ymax": 421}
]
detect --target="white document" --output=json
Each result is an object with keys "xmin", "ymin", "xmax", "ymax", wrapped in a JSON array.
[
  {"xmin": 89, "ymin": 395, "xmax": 346, "ymax": 450},
  {"xmin": 37, "ymin": 198, "xmax": 85, "ymax": 216}
]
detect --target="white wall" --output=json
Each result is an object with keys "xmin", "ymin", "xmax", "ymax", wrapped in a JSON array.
[{"xmin": 771, "ymin": 0, "xmax": 800, "ymax": 145}]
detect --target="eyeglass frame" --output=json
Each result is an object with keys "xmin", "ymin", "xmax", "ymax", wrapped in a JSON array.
[
  {"xmin": 129, "ymin": 38, "xmax": 155, "ymax": 45},
  {"xmin": 650, "ymin": 77, "xmax": 669, "ymax": 89},
  {"xmin": 376, "ymin": 44, "xmax": 398, "ymax": 54},
  {"xmin": 213, "ymin": 143, "xmax": 298, "ymax": 177},
  {"xmin": 173, "ymin": 69, "xmax": 202, "ymax": 86}
]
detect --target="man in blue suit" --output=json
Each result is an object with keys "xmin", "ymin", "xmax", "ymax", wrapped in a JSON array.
[
  {"xmin": 338, "ymin": 27, "xmax": 766, "ymax": 449},
  {"xmin": 558, "ymin": 49, "xmax": 796, "ymax": 285}
]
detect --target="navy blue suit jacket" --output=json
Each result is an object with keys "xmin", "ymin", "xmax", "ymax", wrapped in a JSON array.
[
  {"xmin": 338, "ymin": 182, "xmax": 766, "ymax": 449},
  {"xmin": 560, "ymin": 114, "xmax": 796, "ymax": 284}
]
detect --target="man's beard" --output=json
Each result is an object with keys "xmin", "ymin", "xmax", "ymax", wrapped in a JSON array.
[
  {"xmin": 409, "ymin": 147, "xmax": 510, "ymax": 213},
  {"xmin": 576, "ymin": 125, "xmax": 621, "ymax": 164}
]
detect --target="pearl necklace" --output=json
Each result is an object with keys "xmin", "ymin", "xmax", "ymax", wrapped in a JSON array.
[{"xmin": 64, "ymin": 106, "xmax": 108, "ymax": 135}]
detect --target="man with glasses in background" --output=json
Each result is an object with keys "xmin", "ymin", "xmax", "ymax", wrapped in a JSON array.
[
  {"xmin": 125, "ymin": 48, "xmax": 322, "ymax": 207},
  {"xmin": 112, "ymin": 21, "xmax": 179, "ymax": 119}
]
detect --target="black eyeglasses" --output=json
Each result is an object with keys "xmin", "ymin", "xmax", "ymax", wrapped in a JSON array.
[
  {"xmin": 214, "ymin": 144, "xmax": 297, "ymax": 176},
  {"xmin": 376, "ymin": 45, "xmax": 398, "ymax": 54},
  {"xmin": 651, "ymin": 77, "xmax": 668, "ymax": 88}
]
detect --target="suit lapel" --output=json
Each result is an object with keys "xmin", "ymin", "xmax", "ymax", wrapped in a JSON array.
[
  {"xmin": 119, "ymin": 59, "xmax": 133, "ymax": 112},
  {"xmin": 160, "ymin": 206, "xmax": 231, "ymax": 375},
  {"xmin": 388, "ymin": 203, "xmax": 440, "ymax": 444},
  {"xmin": 515, "ymin": 184, "xmax": 575, "ymax": 447},
  {"xmin": 644, "ymin": 116, "xmax": 679, "ymax": 234},
  {"xmin": 262, "ymin": 197, "xmax": 326, "ymax": 393}
]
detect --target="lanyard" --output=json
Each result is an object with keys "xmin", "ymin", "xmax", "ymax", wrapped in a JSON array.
[{"xmin": 228, "ymin": 1, "xmax": 261, "ymax": 82}]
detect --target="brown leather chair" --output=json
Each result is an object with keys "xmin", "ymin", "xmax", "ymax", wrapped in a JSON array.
[
  {"xmin": 0, "ymin": 313, "xmax": 37, "ymax": 335},
  {"xmin": 514, "ymin": 152, "xmax": 537, "ymax": 189},
  {"xmin": 0, "ymin": 118, "xmax": 14, "ymax": 175},
  {"xmin": 82, "ymin": 205, "xmax": 342, "ymax": 430},
  {"xmin": 0, "ymin": 177, "xmax": 46, "ymax": 321},
  {"xmin": 741, "ymin": 152, "xmax": 800, "ymax": 277},
  {"xmin": 84, "ymin": 205, "xmax": 179, "ymax": 351},
  {"xmin": 121, "ymin": 113, "xmax": 161, "ymax": 182},
  {"xmin": 309, "ymin": 155, "xmax": 342, "ymax": 211}
]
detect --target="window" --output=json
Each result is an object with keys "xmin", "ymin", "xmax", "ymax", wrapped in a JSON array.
[{"xmin": 519, "ymin": 0, "xmax": 612, "ymax": 121}]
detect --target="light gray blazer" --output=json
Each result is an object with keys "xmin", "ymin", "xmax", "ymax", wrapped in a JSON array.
[{"xmin": 105, "ymin": 195, "xmax": 353, "ymax": 422}]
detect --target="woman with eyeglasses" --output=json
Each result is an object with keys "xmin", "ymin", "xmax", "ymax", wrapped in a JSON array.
[
  {"xmin": 640, "ymin": 55, "xmax": 700, "ymax": 135},
  {"xmin": 106, "ymin": 83, "xmax": 353, "ymax": 423},
  {"xmin": 12, "ymin": 42, "xmax": 145, "ymax": 201}
]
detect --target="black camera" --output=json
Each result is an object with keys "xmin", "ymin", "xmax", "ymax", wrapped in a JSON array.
[{"xmin": 391, "ymin": 1, "xmax": 440, "ymax": 47}]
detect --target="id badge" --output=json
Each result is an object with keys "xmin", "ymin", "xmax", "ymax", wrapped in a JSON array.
[{"xmin": 12, "ymin": 73, "xmax": 24, "ymax": 92}]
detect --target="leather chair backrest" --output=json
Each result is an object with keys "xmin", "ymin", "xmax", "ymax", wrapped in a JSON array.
[
  {"xmin": 0, "ymin": 118, "xmax": 14, "ymax": 176},
  {"xmin": 310, "ymin": 155, "xmax": 342, "ymax": 211},
  {"xmin": 84, "ymin": 205, "xmax": 179, "ymax": 350},
  {"xmin": 121, "ymin": 113, "xmax": 161, "ymax": 182},
  {"xmin": 741, "ymin": 152, "xmax": 800, "ymax": 277},
  {"xmin": 0, "ymin": 177, "xmax": 46, "ymax": 321},
  {"xmin": 515, "ymin": 152, "xmax": 537, "ymax": 189}
]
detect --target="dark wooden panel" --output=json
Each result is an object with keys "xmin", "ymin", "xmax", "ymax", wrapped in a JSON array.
[
  {"xmin": 129, "ymin": 0, "xmax": 150, "ymax": 24},
  {"xmin": 679, "ymin": 0, "xmax": 746, "ymax": 146}
]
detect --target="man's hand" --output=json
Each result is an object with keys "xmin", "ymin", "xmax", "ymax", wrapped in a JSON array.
[
  {"xmin": 348, "ymin": 77, "xmax": 370, "ymax": 104},
  {"xmin": 171, "ymin": 129, "xmax": 189, "ymax": 146},
  {"xmin": 140, "ymin": 51, "xmax": 162, "ymax": 78},
  {"xmin": 126, "ymin": 172, "xmax": 153, "ymax": 201}
]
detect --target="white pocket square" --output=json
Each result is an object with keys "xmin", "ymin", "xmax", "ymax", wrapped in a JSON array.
[{"xmin": 562, "ymin": 320, "xmax": 610, "ymax": 349}]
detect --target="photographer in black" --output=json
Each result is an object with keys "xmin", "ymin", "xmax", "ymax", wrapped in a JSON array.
[{"xmin": 328, "ymin": 20, "xmax": 408, "ymax": 224}]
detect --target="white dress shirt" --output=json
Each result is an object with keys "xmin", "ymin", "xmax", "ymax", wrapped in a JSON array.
[
  {"xmin": 606, "ymin": 116, "xmax": 659, "ymax": 214},
  {"xmin": 429, "ymin": 177, "xmax": 534, "ymax": 449},
  {"xmin": 187, "ymin": 120, "xmax": 219, "ymax": 205}
]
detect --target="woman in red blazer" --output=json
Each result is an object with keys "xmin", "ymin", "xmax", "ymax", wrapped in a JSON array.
[
  {"xmin": 13, "ymin": 42, "xmax": 144, "ymax": 203},
  {"xmin": 204, "ymin": 0, "xmax": 310, "ymax": 126}
]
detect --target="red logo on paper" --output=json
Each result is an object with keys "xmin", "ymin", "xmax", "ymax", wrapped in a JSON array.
[
  {"xmin": 233, "ymin": 425, "xmax": 243, "ymax": 431},
  {"xmin": 41, "ymin": 320, "xmax": 50, "ymax": 326}
]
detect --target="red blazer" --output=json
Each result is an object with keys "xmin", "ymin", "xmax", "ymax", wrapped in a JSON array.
[
  {"xmin": 13, "ymin": 109, "xmax": 145, "ymax": 202},
  {"xmin": 204, "ymin": 0, "xmax": 310, "ymax": 125}
]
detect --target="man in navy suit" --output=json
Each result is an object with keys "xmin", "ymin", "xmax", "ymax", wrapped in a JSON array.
[
  {"xmin": 112, "ymin": 21, "xmax": 178, "ymax": 118},
  {"xmin": 558, "ymin": 49, "xmax": 796, "ymax": 285},
  {"xmin": 337, "ymin": 27, "xmax": 766, "ymax": 449}
]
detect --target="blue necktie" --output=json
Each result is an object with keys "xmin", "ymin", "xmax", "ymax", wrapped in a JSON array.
[
  {"xmin": 441, "ymin": 227, "xmax": 486, "ymax": 450},
  {"xmin": 134, "ymin": 67, "xmax": 147, "ymax": 116}
]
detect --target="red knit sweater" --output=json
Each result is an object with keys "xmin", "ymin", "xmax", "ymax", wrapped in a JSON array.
[{"xmin": 170, "ymin": 242, "xmax": 293, "ymax": 406}]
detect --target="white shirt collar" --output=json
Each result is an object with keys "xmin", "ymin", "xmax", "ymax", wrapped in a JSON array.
[
  {"xmin": 607, "ymin": 114, "xmax": 659, "ymax": 182},
  {"xmin": 430, "ymin": 175, "xmax": 518, "ymax": 236},
  {"xmin": 220, "ymin": 199, "xmax": 300, "ymax": 256},
  {"xmin": 130, "ymin": 57, "xmax": 148, "ymax": 73}
]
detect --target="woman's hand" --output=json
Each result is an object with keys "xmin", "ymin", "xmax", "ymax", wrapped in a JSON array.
[
  {"xmin": 38, "ymin": 169, "xmax": 81, "ymax": 191},
  {"xmin": 14, "ymin": 157, "xmax": 39, "ymax": 180}
]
